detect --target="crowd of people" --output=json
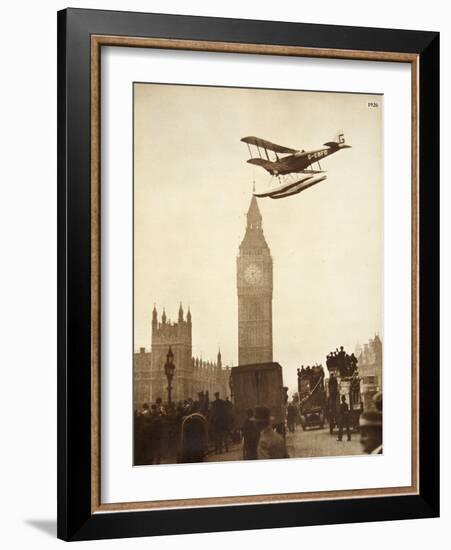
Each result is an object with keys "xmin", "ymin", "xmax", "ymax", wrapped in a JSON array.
[
  {"xmin": 134, "ymin": 372, "xmax": 382, "ymax": 465},
  {"xmin": 134, "ymin": 391, "xmax": 235, "ymax": 465},
  {"xmin": 326, "ymin": 346, "xmax": 358, "ymax": 378},
  {"xmin": 297, "ymin": 364, "xmax": 325, "ymax": 392},
  {"xmin": 134, "ymin": 391, "xmax": 291, "ymax": 464}
]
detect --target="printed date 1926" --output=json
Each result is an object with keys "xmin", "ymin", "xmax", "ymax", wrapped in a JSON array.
[{"xmin": 368, "ymin": 101, "xmax": 379, "ymax": 108}]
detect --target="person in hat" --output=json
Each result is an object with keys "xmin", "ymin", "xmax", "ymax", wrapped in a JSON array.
[
  {"xmin": 254, "ymin": 406, "xmax": 288, "ymax": 460},
  {"xmin": 373, "ymin": 391, "xmax": 383, "ymax": 412},
  {"xmin": 359, "ymin": 410, "xmax": 383, "ymax": 454},
  {"xmin": 337, "ymin": 395, "xmax": 351, "ymax": 441},
  {"xmin": 328, "ymin": 373, "xmax": 338, "ymax": 397},
  {"xmin": 242, "ymin": 408, "xmax": 260, "ymax": 460},
  {"xmin": 210, "ymin": 391, "xmax": 227, "ymax": 454}
]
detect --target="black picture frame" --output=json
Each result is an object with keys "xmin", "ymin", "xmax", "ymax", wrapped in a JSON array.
[{"xmin": 57, "ymin": 7, "xmax": 439, "ymax": 541}]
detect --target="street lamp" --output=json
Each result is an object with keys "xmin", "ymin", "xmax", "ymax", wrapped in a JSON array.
[
  {"xmin": 228, "ymin": 372, "xmax": 233, "ymax": 400},
  {"xmin": 164, "ymin": 346, "xmax": 175, "ymax": 405}
]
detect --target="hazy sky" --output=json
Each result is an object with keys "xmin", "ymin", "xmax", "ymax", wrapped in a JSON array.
[{"xmin": 134, "ymin": 83, "xmax": 383, "ymax": 393}]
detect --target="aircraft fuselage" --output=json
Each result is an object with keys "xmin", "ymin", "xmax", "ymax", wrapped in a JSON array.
[{"xmin": 270, "ymin": 146, "xmax": 340, "ymax": 175}]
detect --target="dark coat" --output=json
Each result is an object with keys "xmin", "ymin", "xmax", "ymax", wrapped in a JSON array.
[
  {"xmin": 242, "ymin": 418, "xmax": 260, "ymax": 459},
  {"xmin": 210, "ymin": 398, "xmax": 227, "ymax": 431}
]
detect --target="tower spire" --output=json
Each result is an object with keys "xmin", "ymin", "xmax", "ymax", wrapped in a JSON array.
[
  {"xmin": 239, "ymin": 194, "xmax": 269, "ymax": 253},
  {"xmin": 246, "ymin": 195, "xmax": 262, "ymax": 230},
  {"xmin": 178, "ymin": 302, "xmax": 184, "ymax": 322}
]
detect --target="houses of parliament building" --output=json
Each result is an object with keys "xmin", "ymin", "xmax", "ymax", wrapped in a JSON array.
[
  {"xmin": 133, "ymin": 195, "xmax": 274, "ymax": 408},
  {"xmin": 134, "ymin": 304, "xmax": 231, "ymax": 407}
]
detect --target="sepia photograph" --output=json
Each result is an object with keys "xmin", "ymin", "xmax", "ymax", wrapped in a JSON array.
[
  {"xmin": 55, "ymin": 7, "xmax": 439, "ymax": 541},
  {"xmin": 133, "ymin": 82, "xmax": 384, "ymax": 466}
]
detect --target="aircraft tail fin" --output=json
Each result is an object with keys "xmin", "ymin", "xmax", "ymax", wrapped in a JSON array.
[{"xmin": 323, "ymin": 130, "xmax": 351, "ymax": 149}]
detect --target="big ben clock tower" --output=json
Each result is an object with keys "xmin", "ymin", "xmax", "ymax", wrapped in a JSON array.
[{"xmin": 237, "ymin": 196, "xmax": 273, "ymax": 365}]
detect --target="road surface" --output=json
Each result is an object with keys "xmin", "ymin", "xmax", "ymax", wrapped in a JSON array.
[{"xmin": 205, "ymin": 425, "xmax": 363, "ymax": 463}]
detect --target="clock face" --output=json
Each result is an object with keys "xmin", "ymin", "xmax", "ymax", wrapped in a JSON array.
[{"xmin": 244, "ymin": 264, "xmax": 262, "ymax": 285}]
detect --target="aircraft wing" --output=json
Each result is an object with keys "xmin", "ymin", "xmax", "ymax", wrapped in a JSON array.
[
  {"xmin": 241, "ymin": 136, "xmax": 297, "ymax": 154},
  {"xmin": 246, "ymin": 158, "xmax": 276, "ymax": 170}
]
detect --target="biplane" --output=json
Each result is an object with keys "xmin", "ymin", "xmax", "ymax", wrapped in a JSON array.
[{"xmin": 241, "ymin": 131, "xmax": 351, "ymax": 199}]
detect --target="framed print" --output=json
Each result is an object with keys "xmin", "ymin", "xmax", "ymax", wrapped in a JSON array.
[{"xmin": 57, "ymin": 8, "xmax": 439, "ymax": 541}]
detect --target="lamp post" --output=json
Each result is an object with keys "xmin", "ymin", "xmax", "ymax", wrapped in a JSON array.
[
  {"xmin": 164, "ymin": 346, "xmax": 175, "ymax": 405},
  {"xmin": 229, "ymin": 371, "xmax": 233, "ymax": 401}
]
